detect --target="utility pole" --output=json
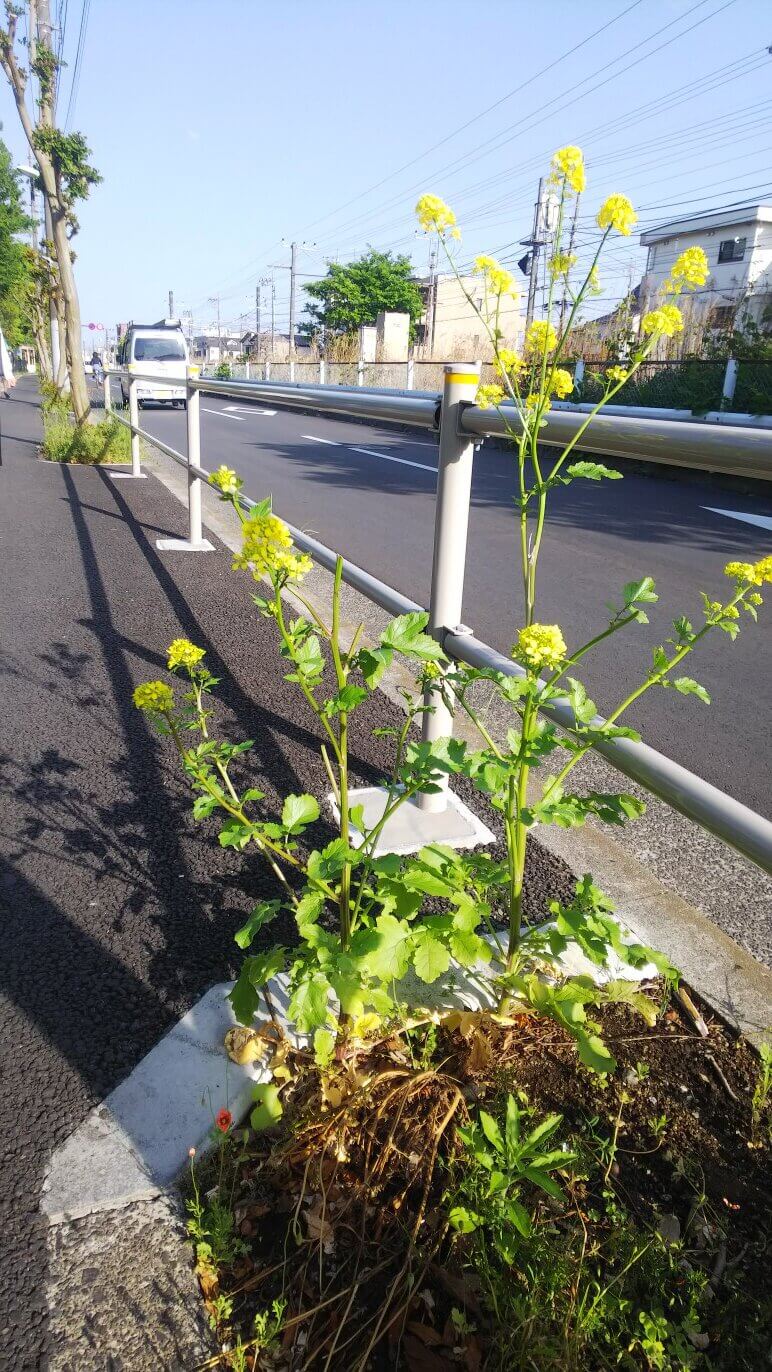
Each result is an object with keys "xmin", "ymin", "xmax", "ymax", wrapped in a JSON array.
[
  {"xmin": 522, "ymin": 177, "xmax": 546, "ymax": 333},
  {"xmin": 256, "ymin": 276, "xmax": 270, "ymax": 360},
  {"xmin": 271, "ymin": 277, "xmax": 275, "ymax": 358},
  {"xmin": 288, "ymin": 240, "xmax": 298, "ymax": 357},
  {"xmin": 168, "ymin": 289, "xmax": 174, "ymax": 319},
  {"xmin": 208, "ymin": 295, "xmax": 221, "ymax": 363},
  {"xmin": 559, "ymin": 193, "xmax": 580, "ymax": 333}
]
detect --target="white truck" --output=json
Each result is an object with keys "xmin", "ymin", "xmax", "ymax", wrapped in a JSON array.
[{"xmin": 118, "ymin": 319, "xmax": 189, "ymax": 408}]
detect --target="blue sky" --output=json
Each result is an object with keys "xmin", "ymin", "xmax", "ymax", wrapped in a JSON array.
[{"xmin": 2, "ymin": 0, "xmax": 770, "ymax": 343}]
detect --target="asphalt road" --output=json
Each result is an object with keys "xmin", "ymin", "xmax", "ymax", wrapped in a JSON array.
[{"xmin": 122, "ymin": 385, "xmax": 772, "ymax": 817}]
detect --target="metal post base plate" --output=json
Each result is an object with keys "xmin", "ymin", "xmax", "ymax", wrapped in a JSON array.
[
  {"xmin": 155, "ymin": 537, "xmax": 215, "ymax": 552},
  {"xmin": 328, "ymin": 785, "xmax": 495, "ymax": 857},
  {"xmin": 109, "ymin": 471, "xmax": 147, "ymax": 479}
]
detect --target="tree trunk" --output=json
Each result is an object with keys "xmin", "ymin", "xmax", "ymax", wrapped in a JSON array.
[
  {"xmin": 49, "ymin": 210, "xmax": 89, "ymax": 421},
  {"xmin": 55, "ymin": 288, "xmax": 68, "ymax": 390}
]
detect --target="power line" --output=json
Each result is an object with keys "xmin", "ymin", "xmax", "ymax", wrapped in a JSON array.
[{"xmin": 63, "ymin": 0, "xmax": 91, "ymax": 130}]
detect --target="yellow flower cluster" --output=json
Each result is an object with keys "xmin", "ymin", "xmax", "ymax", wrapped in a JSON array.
[
  {"xmin": 210, "ymin": 465, "xmax": 242, "ymax": 496},
  {"xmin": 596, "ymin": 194, "xmax": 637, "ymax": 237},
  {"xmin": 415, "ymin": 193, "xmax": 460, "ymax": 238},
  {"xmin": 234, "ymin": 512, "xmax": 313, "ymax": 583},
  {"xmin": 514, "ymin": 623, "xmax": 567, "ymax": 671},
  {"xmin": 607, "ymin": 365, "xmax": 629, "ymax": 383},
  {"xmin": 665, "ymin": 247, "xmax": 709, "ymax": 292},
  {"xmin": 551, "ymin": 145, "xmax": 586, "ymax": 194},
  {"xmin": 476, "ymin": 383, "xmax": 505, "ymax": 409},
  {"xmin": 167, "ymin": 639, "xmax": 206, "ymax": 671},
  {"xmin": 524, "ymin": 393, "xmax": 550, "ymax": 413},
  {"xmin": 525, "ymin": 320, "xmax": 558, "ymax": 356},
  {"xmin": 474, "ymin": 255, "xmax": 515, "ymax": 295},
  {"xmin": 641, "ymin": 304, "xmax": 683, "ymax": 338},
  {"xmin": 724, "ymin": 558, "xmax": 771, "ymax": 586},
  {"xmin": 133, "ymin": 680, "xmax": 174, "ymax": 712},
  {"xmin": 548, "ymin": 251, "xmax": 577, "ymax": 278},
  {"xmin": 494, "ymin": 347, "xmax": 523, "ymax": 379},
  {"xmin": 551, "ymin": 368, "xmax": 574, "ymax": 399}
]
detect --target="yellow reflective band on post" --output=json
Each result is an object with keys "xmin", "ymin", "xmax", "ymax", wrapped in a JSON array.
[{"xmin": 446, "ymin": 372, "xmax": 479, "ymax": 385}]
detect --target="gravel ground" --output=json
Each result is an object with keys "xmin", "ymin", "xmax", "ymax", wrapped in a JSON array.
[{"xmin": 0, "ymin": 381, "xmax": 574, "ymax": 1368}]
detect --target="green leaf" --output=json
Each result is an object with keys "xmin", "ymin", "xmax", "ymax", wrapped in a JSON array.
[
  {"xmin": 505, "ymin": 1094, "xmax": 520, "ymax": 1156},
  {"xmin": 624, "ymin": 577, "xmax": 658, "ymax": 606},
  {"xmin": 412, "ymin": 929, "xmax": 451, "ymax": 984},
  {"xmin": 503, "ymin": 1197, "xmax": 532, "ymax": 1237},
  {"xmin": 348, "ymin": 803, "xmax": 366, "ymax": 834},
  {"xmin": 228, "ymin": 947, "xmax": 286, "ymax": 1025},
  {"xmin": 250, "ymin": 1082, "xmax": 283, "ymax": 1132},
  {"xmin": 381, "ymin": 612, "xmax": 444, "ymax": 662},
  {"xmin": 355, "ymin": 646, "xmax": 392, "ymax": 689},
  {"xmin": 281, "ymin": 793, "xmax": 321, "ymax": 833},
  {"xmin": 359, "ymin": 913, "xmax": 412, "ymax": 981},
  {"xmin": 192, "ymin": 793, "xmax": 220, "ymax": 820},
  {"xmin": 307, "ymin": 839, "xmax": 356, "ymax": 882},
  {"xmin": 313, "ymin": 1027, "xmax": 336, "ymax": 1068},
  {"xmin": 520, "ymin": 1166, "xmax": 565, "ymax": 1200},
  {"xmin": 567, "ymin": 677, "xmax": 597, "ymax": 725},
  {"xmin": 602, "ymin": 980, "xmax": 658, "ymax": 1027},
  {"xmin": 448, "ymin": 1205, "xmax": 482, "ymax": 1233},
  {"xmin": 671, "ymin": 676, "xmax": 710, "ymax": 705},
  {"xmin": 288, "ymin": 971, "xmax": 332, "ymax": 1034},
  {"xmin": 218, "ymin": 817, "xmax": 254, "ymax": 849},
  {"xmin": 450, "ymin": 928, "xmax": 492, "ymax": 966},
  {"xmin": 295, "ymin": 889, "xmax": 326, "ymax": 932},
  {"xmin": 322, "ymin": 684, "xmax": 368, "ymax": 716},
  {"xmin": 234, "ymin": 900, "xmax": 282, "ymax": 950},
  {"xmin": 480, "ymin": 1110, "xmax": 505, "ymax": 1157},
  {"xmin": 566, "ymin": 460, "xmax": 622, "ymax": 482},
  {"xmin": 576, "ymin": 1030, "xmax": 616, "ymax": 1075}
]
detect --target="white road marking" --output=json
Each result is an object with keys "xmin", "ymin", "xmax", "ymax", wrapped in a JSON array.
[
  {"xmin": 224, "ymin": 405, "xmax": 278, "ymax": 416},
  {"xmin": 301, "ymin": 433, "xmax": 340, "ymax": 445},
  {"xmin": 202, "ymin": 406, "xmax": 245, "ymax": 421},
  {"xmin": 350, "ymin": 445, "xmax": 435, "ymax": 473},
  {"xmin": 702, "ymin": 506, "xmax": 772, "ymax": 533}
]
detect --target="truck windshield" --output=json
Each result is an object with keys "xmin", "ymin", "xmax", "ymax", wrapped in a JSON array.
[{"xmin": 133, "ymin": 336, "xmax": 186, "ymax": 361}]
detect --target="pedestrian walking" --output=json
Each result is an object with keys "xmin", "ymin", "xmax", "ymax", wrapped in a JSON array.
[{"xmin": 0, "ymin": 328, "xmax": 16, "ymax": 399}]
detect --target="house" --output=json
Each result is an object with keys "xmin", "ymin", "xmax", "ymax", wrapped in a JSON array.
[
  {"xmin": 414, "ymin": 272, "xmax": 522, "ymax": 359},
  {"xmin": 190, "ymin": 331, "xmax": 244, "ymax": 365},
  {"xmin": 639, "ymin": 203, "xmax": 772, "ymax": 331}
]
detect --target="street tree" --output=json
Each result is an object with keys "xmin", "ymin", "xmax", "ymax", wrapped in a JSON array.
[
  {"xmin": 0, "ymin": 137, "xmax": 34, "ymax": 340},
  {"xmin": 0, "ymin": 0, "xmax": 101, "ymax": 420},
  {"xmin": 301, "ymin": 249, "xmax": 424, "ymax": 345}
]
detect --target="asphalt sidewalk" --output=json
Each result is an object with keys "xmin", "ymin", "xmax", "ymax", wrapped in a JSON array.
[{"xmin": 0, "ymin": 379, "xmax": 572, "ymax": 1368}]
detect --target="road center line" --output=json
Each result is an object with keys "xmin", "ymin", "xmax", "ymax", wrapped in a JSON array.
[
  {"xmin": 202, "ymin": 407, "xmax": 245, "ymax": 421},
  {"xmin": 350, "ymin": 445, "xmax": 436, "ymax": 473}
]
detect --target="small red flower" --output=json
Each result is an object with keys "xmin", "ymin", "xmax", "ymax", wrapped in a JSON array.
[{"xmin": 216, "ymin": 1108, "xmax": 233, "ymax": 1133}]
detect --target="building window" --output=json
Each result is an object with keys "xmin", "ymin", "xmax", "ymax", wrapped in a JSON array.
[{"xmin": 718, "ymin": 237, "xmax": 746, "ymax": 264}]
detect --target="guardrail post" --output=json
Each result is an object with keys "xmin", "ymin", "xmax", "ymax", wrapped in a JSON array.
[
  {"xmin": 245, "ymin": 359, "xmax": 251, "ymax": 380},
  {"xmin": 266, "ymin": 360, "xmax": 271, "ymax": 381},
  {"xmin": 407, "ymin": 358, "xmax": 414, "ymax": 390},
  {"xmin": 722, "ymin": 356, "xmax": 738, "ymax": 406},
  {"xmin": 128, "ymin": 369, "xmax": 142, "ymax": 477},
  {"xmin": 155, "ymin": 370, "xmax": 214, "ymax": 553},
  {"xmin": 418, "ymin": 362, "xmax": 481, "ymax": 813},
  {"xmin": 289, "ymin": 360, "xmax": 295, "ymax": 382},
  {"xmin": 319, "ymin": 359, "xmax": 326, "ymax": 385},
  {"xmin": 103, "ymin": 372, "xmax": 111, "ymax": 412},
  {"xmin": 573, "ymin": 358, "xmax": 585, "ymax": 392},
  {"xmin": 357, "ymin": 360, "xmax": 364, "ymax": 387}
]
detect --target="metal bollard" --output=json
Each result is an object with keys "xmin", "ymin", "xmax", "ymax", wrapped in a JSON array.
[
  {"xmin": 319, "ymin": 359, "xmax": 326, "ymax": 385},
  {"xmin": 128, "ymin": 370, "xmax": 141, "ymax": 477},
  {"xmin": 418, "ymin": 363, "xmax": 481, "ymax": 813},
  {"xmin": 186, "ymin": 371, "xmax": 203, "ymax": 546},
  {"xmin": 265, "ymin": 360, "xmax": 271, "ymax": 381},
  {"xmin": 722, "ymin": 356, "xmax": 738, "ymax": 406},
  {"xmin": 574, "ymin": 358, "xmax": 585, "ymax": 390}
]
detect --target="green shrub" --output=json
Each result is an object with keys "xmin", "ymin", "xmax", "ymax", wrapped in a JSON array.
[
  {"xmin": 214, "ymin": 361, "xmax": 232, "ymax": 379},
  {"xmin": 42, "ymin": 412, "xmax": 132, "ymax": 464}
]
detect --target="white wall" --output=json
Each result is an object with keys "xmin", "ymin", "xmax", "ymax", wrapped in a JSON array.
[{"xmin": 641, "ymin": 216, "xmax": 772, "ymax": 321}]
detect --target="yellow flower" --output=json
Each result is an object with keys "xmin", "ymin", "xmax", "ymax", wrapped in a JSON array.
[
  {"xmin": 551, "ymin": 145, "xmax": 586, "ymax": 194},
  {"xmin": 550, "ymin": 368, "xmax": 574, "ymax": 399},
  {"xmin": 476, "ymin": 383, "xmax": 505, "ymax": 409},
  {"xmin": 754, "ymin": 555, "xmax": 772, "ymax": 583},
  {"xmin": 665, "ymin": 246, "xmax": 709, "ymax": 292},
  {"xmin": 525, "ymin": 320, "xmax": 558, "ymax": 356},
  {"xmin": 494, "ymin": 347, "xmax": 523, "ymax": 379},
  {"xmin": 641, "ymin": 304, "xmax": 683, "ymax": 338},
  {"xmin": 474, "ymin": 255, "xmax": 515, "ymax": 295},
  {"xmin": 167, "ymin": 639, "xmax": 206, "ymax": 671},
  {"xmin": 607, "ymin": 365, "xmax": 629, "ymax": 383},
  {"xmin": 210, "ymin": 464, "xmax": 241, "ymax": 496},
  {"xmin": 524, "ymin": 392, "xmax": 551, "ymax": 413},
  {"xmin": 548, "ymin": 251, "xmax": 577, "ymax": 278},
  {"xmin": 514, "ymin": 623, "xmax": 567, "ymax": 671},
  {"xmin": 723, "ymin": 560, "xmax": 761, "ymax": 584},
  {"xmin": 234, "ymin": 511, "xmax": 312, "ymax": 583},
  {"xmin": 596, "ymin": 194, "xmax": 637, "ymax": 237},
  {"xmin": 133, "ymin": 680, "xmax": 174, "ymax": 712},
  {"xmin": 416, "ymin": 193, "xmax": 457, "ymax": 235},
  {"xmin": 747, "ymin": 591, "xmax": 764, "ymax": 606}
]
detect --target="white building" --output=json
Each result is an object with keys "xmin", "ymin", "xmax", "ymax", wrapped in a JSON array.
[
  {"xmin": 415, "ymin": 273, "xmax": 521, "ymax": 359},
  {"xmin": 639, "ymin": 203, "xmax": 772, "ymax": 331}
]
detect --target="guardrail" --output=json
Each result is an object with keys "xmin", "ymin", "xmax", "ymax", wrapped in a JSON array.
[{"xmin": 103, "ymin": 365, "xmax": 772, "ymax": 874}]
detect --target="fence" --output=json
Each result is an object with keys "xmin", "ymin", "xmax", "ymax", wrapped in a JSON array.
[
  {"xmin": 202, "ymin": 355, "xmax": 772, "ymax": 417},
  {"xmin": 103, "ymin": 364, "xmax": 772, "ymax": 874}
]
